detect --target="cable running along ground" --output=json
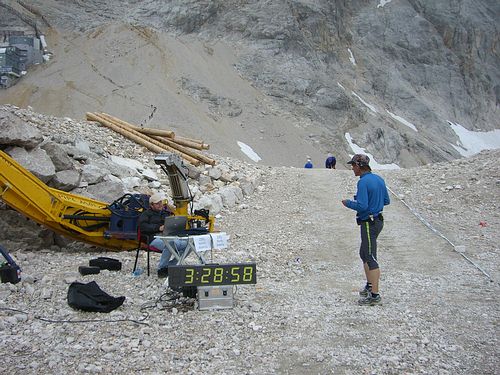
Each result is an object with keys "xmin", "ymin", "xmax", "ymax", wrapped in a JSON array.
[{"xmin": 387, "ymin": 186, "xmax": 495, "ymax": 284}]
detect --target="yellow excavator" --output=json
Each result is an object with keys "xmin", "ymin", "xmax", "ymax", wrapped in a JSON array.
[{"xmin": 0, "ymin": 150, "xmax": 214, "ymax": 250}]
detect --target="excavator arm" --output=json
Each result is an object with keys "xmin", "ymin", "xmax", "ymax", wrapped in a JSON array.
[
  {"xmin": 154, "ymin": 153, "xmax": 191, "ymax": 216},
  {"xmin": 154, "ymin": 153, "xmax": 215, "ymax": 231},
  {"xmin": 0, "ymin": 150, "xmax": 214, "ymax": 251},
  {"xmin": 0, "ymin": 149, "xmax": 136, "ymax": 250}
]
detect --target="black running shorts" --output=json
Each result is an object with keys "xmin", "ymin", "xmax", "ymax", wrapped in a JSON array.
[{"xmin": 359, "ymin": 217, "xmax": 384, "ymax": 270}]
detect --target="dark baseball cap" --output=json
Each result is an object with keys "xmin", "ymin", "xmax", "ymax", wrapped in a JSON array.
[{"xmin": 347, "ymin": 154, "xmax": 370, "ymax": 167}]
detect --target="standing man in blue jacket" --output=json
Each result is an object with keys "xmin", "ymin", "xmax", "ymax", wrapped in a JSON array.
[{"xmin": 342, "ymin": 154, "xmax": 390, "ymax": 306}]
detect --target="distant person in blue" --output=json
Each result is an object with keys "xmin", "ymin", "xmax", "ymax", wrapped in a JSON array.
[
  {"xmin": 304, "ymin": 157, "xmax": 313, "ymax": 168},
  {"xmin": 342, "ymin": 154, "xmax": 390, "ymax": 306},
  {"xmin": 325, "ymin": 153, "xmax": 336, "ymax": 169}
]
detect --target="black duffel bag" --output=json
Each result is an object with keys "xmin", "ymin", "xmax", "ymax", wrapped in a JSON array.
[
  {"xmin": 89, "ymin": 257, "xmax": 122, "ymax": 271},
  {"xmin": 67, "ymin": 281, "xmax": 125, "ymax": 313}
]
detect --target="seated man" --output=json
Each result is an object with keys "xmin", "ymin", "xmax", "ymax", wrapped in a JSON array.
[{"xmin": 138, "ymin": 192, "xmax": 187, "ymax": 278}]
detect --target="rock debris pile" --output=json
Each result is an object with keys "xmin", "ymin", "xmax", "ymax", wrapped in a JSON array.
[
  {"xmin": 380, "ymin": 150, "xmax": 500, "ymax": 282},
  {"xmin": 0, "ymin": 104, "xmax": 267, "ymax": 249}
]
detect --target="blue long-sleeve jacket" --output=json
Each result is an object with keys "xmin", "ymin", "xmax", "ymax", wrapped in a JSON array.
[
  {"xmin": 325, "ymin": 156, "xmax": 336, "ymax": 168},
  {"xmin": 345, "ymin": 172, "xmax": 390, "ymax": 220}
]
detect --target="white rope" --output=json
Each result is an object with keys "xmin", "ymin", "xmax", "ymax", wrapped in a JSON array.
[{"xmin": 387, "ymin": 186, "xmax": 495, "ymax": 283}]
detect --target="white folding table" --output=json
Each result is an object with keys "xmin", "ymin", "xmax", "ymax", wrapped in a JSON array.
[
  {"xmin": 154, "ymin": 232, "xmax": 228, "ymax": 265},
  {"xmin": 154, "ymin": 235, "xmax": 205, "ymax": 265}
]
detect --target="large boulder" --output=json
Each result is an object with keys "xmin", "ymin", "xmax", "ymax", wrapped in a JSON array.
[
  {"xmin": 218, "ymin": 185, "xmax": 243, "ymax": 208},
  {"xmin": 92, "ymin": 158, "xmax": 138, "ymax": 180},
  {"xmin": 207, "ymin": 166, "xmax": 223, "ymax": 180},
  {"xmin": 0, "ymin": 111, "xmax": 43, "ymax": 149},
  {"xmin": 238, "ymin": 177, "xmax": 256, "ymax": 196},
  {"xmin": 195, "ymin": 194, "xmax": 223, "ymax": 215},
  {"xmin": 49, "ymin": 170, "xmax": 81, "ymax": 191},
  {"xmin": 40, "ymin": 141, "xmax": 75, "ymax": 171},
  {"xmin": 81, "ymin": 164, "xmax": 108, "ymax": 185},
  {"xmin": 6, "ymin": 146, "xmax": 56, "ymax": 183},
  {"xmin": 77, "ymin": 181, "xmax": 127, "ymax": 204}
]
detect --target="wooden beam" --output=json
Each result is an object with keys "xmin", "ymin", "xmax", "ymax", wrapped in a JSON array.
[
  {"xmin": 150, "ymin": 135, "xmax": 216, "ymax": 166},
  {"xmin": 99, "ymin": 113, "xmax": 175, "ymax": 138},
  {"xmin": 86, "ymin": 113, "xmax": 200, "ymax": 166}
]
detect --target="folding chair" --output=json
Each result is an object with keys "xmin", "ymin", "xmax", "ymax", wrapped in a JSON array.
[{"xmin": 132, "ymin": 229, "xmax": 162, "ymax": 276}]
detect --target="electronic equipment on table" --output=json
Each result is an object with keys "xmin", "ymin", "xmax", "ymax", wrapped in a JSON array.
[{"xmin": 162, "ymin": 215, "xmax": 188, "ymax": 236}]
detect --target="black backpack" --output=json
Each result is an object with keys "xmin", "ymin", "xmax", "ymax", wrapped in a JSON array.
[{"xmin": 67, "ymin": 281, "xmax": 125, "ymax": 313}]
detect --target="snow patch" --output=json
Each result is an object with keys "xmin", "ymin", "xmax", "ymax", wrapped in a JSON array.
[
  {"xmin": 348, "ymin": 48, "xmax": 356, "ymax": 66},
  {"xmin": 345, "ymin": 132, "xmax": 400, "ymax": 170},
  {"xmin": 448, "ymin": 121, "xmax": 500, "ymax": 157},
  {"xmin": 237, "ymin": 141, "xmax": 262, "ymax": 162},
  {"xmin": 377, "ymin": 0, "xmax": 392, "ymax": 8},
  {"xmin": 352, "ymin": 92, "xmax": 378, "ymax": 113},
  {"xmin": 387, "ymin": 110, "xmax": 417, "ymax": 131}
]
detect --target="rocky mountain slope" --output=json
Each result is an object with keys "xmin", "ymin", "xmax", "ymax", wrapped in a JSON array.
[{"xmin": 0, "ymin": 0, "xmax": 498, "ymax": 167}]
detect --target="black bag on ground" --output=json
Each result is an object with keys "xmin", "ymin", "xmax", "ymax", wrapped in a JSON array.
[
  {"xmin": 78, "ymin": 266, "xmax": 101, "ymax": 276},
  {"xmin": 67, "ymin": 281, "xmax": 125, "ymax": 313},
  {"xmin": 89, "ymin": 257, "xmax": 122, "ymax": 271}
]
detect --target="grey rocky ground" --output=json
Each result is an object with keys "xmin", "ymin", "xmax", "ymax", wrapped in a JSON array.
[
  {"xmin": 0, "ymin": 117, "xmax": 498, "ymax": 373},
  {"xmin": 1, "ymin": 1, "xmax": 499, "ymax": 373}
]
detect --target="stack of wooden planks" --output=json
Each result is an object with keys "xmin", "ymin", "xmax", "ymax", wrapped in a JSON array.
[{"xmin": 86, "ymin": 112, "xmax": 215, "ymax": 166}]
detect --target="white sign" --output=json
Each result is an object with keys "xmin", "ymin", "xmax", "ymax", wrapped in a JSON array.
[
  {"xmin": 192, "ymin": 234, "xmax": 212, "ymax": 252},
  {"xmin": 210, "ymin": 232, "xmax": 229, "ymax": 249}
]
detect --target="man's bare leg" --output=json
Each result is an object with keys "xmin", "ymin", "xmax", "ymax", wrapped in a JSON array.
[
  {"xmin": 363, "ymin": 263, "xmax": 369, "ymax": 283},
  {"xmin": 367, "ymin": 267, "xmax": 380, "ymax": 294}
]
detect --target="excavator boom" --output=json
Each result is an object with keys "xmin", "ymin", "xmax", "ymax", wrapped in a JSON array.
[
  {"xmin": 0, "ymin": 150, "xmax": 215, "ymax": 250},
  {"xmin": 0, "ymin": 150, "xmax": 137, "ymax": 250},
  {"xmin": 154, "ymin": 153, "xmax": 214, "ymax": 231},
  {"xmin": 154, "ymin": 153, "xmax": 191, "ymax": 215}
]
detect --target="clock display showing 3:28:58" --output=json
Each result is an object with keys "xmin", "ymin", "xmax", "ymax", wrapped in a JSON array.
[{"xmin": 168, "ymin": 263, "xmax": 257, "ymax": 287}]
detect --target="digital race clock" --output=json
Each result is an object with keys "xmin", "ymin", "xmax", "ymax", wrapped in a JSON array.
[{"xmin": 168, "ymin": 263, "xmax": 257, "ymax": 287}]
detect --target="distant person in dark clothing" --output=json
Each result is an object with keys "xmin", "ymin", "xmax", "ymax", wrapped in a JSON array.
[
  {"xmin": 342, "ymin": 154, "xmax": 390, "ymax": 306},
  {"xmin": 138, "ymin": 192, "xmax": 186, "ymax": 278},
  {"xmin": 325, "ymin": 153, "xmax": 336, "ymax": 169},
  {"xmin": 304, "ymin": 157, "xmax": 313, "ymax": 169}
]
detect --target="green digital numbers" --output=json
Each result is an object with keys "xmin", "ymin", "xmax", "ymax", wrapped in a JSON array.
[
  {"xmin": 176, "ymin": 263, "xmax": 256, "ymax": 287},
  {"xmin": 201, "ymin": 267, "xmax": 211, "ymax": 283},
  {"xmin": 185, "ymin": 268, "xmax": 194, "ymax": 284},
  {"xmin": 243, "ymin": 266, "xmax": 253, "ymax": 282},
  {"xmin": 230, "ymin": 266, "xmax": 240, "ymax": 282},
  {"xmin": 214, "ymin": 267, "xmax": 224, "ymax": 282}
]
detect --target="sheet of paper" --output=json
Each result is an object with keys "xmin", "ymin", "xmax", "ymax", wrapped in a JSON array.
[
  {"xmin": 210, "ymin": 232, "xmax": 229, "ymax": 249},
  {"xmin": 192, "ymin": 234, "xmax": 212, "ymax": 252}
]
